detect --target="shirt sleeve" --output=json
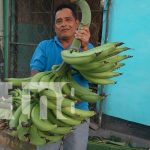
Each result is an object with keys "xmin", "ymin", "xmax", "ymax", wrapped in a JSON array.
[
  {"xmin": 88, "ymin": 43, "xmax": 94, "ymax": 49},
  {"xmin": 30, "ymin": 42, "xmax": 47, "ymax": 71}
]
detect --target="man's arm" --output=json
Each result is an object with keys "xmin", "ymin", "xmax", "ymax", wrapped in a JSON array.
[{"xmin": 30, "ymin": 41, "xmax": 47, "ymax": 75}]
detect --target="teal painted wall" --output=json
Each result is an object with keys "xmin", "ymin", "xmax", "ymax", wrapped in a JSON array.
[{"xmin": 101, "ymin": 0, "xmax": 150, "ymax": 126}]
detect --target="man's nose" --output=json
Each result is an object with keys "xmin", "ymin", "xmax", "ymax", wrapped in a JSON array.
[{"xmin": 61, "ymin": 20, "xmax": 67, "ymax": 27}]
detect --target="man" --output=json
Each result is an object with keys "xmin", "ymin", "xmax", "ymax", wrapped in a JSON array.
[{"xmin": 30, "ymin": 3, "xmax": 93, "ymax": 150}]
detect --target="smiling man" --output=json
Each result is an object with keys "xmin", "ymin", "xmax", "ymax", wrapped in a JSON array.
[{"xmin": 30, "ymin": 3, "xmax": 93, "ymax": 150}]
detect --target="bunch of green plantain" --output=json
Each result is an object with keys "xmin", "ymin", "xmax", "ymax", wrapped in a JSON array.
[
  {"xmin": 4, "ymin": 42, "xmax": 132, "ymax": 146},
  {"xmin": 4, "ymin": 80, "xmax": 97, "ymax": 145},
  {"xmin": 62, "ymin": 42, "xmax": 132, "ymax": 85}
]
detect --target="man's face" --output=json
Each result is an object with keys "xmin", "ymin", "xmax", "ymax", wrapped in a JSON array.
[{"xmin": 55, "ymin": 8, "xmax": 79, "ymax": 40}]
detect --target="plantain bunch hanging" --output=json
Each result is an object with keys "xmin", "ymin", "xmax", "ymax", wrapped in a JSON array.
[
  {"xmin": 0, "ymin": 86, "xmax": 95, "ymax": 145},
  {"xmin": 62, "ymin": 42, "xmax": 132, "ymax": 85}
]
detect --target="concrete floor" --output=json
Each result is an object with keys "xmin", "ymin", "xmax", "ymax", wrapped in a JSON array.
[
  {"xmin": 89, "ymin": 128, "xmax": 150, "ymax": 149},
  {"xmin": 0, "ymin": 131, "xmax": 35, "ymax": 150},
  {"xmin": 0, "ymin": 128, "xmax": 150, "ymax": 150}
]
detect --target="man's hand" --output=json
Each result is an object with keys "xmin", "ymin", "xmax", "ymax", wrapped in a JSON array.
[{"xmin": 75, "ymin": 27, "xmax": 90, "ymax": 51}]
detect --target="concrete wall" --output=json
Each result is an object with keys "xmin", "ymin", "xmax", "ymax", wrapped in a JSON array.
[{"xmin": 101, "ymin": 0, "xmax": 150, "ymax": 126}]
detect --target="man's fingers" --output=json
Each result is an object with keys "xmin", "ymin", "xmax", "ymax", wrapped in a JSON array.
[
  {"xmin": 74, "ymin": 27, "xmax": 90, "ymax": 50},
  {"xmin": 74, "ymin": 34, "xmax": 83, "ymax": 39},
  {"xmin": 78, "ymin": 28, "xmax": 89, "ymax": 35},
  {"xmin": 80, "ymin": 27, "xmax": 89, "ymax": 32},
  {"xmin": 75, "ymin": 30, "xmax": 90, "ymax": 38}
]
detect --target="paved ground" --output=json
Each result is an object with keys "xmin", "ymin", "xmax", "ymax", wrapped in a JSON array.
[{"xmin": 89, "ymin": 128, "xmax": 150, "ymax": 149}]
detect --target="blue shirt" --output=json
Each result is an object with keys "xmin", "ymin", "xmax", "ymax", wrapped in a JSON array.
[{"xmin": 30, "ymin": 36, "xmax": 94, "ymax": 110}]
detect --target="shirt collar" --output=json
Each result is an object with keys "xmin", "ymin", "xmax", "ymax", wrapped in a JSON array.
[{"xmin": 54, "ymin": 36, "xmax": 64, "ymax": 48}]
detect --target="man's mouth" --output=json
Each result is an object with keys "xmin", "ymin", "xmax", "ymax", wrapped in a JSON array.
[{"xmin": 61, "ymin": 29, "xmax": 69, "ymax": 32}]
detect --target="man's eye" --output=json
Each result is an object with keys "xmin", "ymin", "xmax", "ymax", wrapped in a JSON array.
[
  {"xmin": 66, "ymin": 18, "xmax": 72, "ymax": 21},
  {"xmin": 56, "ymin": 20, "xmax": 62, "ymax": 24}
]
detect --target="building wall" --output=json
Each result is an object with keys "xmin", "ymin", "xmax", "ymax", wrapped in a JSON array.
[{"xmin": 102, "ymin": 0, "xmax": 150, "ymax": 126}]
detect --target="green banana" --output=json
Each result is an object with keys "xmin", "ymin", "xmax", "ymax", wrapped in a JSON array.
[
  {"xmin": 19, "ymin": 113, "xmax": 30, "ymax": 127},
  {"xmin": 15, "ymin": 88, "xmax": 22, "ymax": 95},
  {"xmin": 88, "ymin": 62, "xmax": 116, "ymax": 73},
  {"xmin": 67, "ymin": 72, "xmax": 91, "ymax": 93},
  {"xmin": 108, "ymin": 46, "xmax": 131, "ymax": 57},
  {"xmin": 39, "ymin": 72, "xmax": 55, "ymax": 90},
  {"xmin": 93, "ymin": 43, "xmax": 125, "ymax": 60},
  {"xmin": 71, "ymin": 0, "xmax": 91, "ymax": 27},
  {"xmin": 52, "ymin": 109, "xmax": 81, "ymax": 126},
  {"xmin": 61, "ymin": 75, "xmax": 80, "ymax": 101},
  {"xmin": 43, "ymin": 99, "xmax": 58, "ymax": 110},
  {"xmin": 67, "ymin": 72, "xmax": 100, "ymax": 102},
  {"xmin": 47, "ymin": 109, "xmax": 70, "ymax": 127},
  {"xmin": 72, "ymin": 61, "xmax": 105, "ymax": 71},
  {"xmin": 19, "ymin": 102, "xmax": 35, "ymax": 127},
  {"xmin": 71, "ymin": 88, "xmax": 100, "ymax": 103},
  {"xmin": 50, "ymin": 126, "xmax": 73, "ymax": 135},
  {"xmin": 102, "ymin": 55, "xmax": 132, "ymax": 63},
  {"xmin": 78, "ymin": 94, "xmax": 105, "ymax": 103},
  {"xmin": 39, "ymin": 72, "xmax": 53, "ymax": 82},
  {"xmin": 39, "ymin": 131, "xmax": 63, "ymax": 143},
  {"xmin": 17, "ymin": 124, "xmax": 29, "ymax": 142},
  {"xmin": 9, "ymin": 88, "xmax": 22, "ymax": 97},
  {"xmin": 30, "ymin": 71, "xmax": 50, "ymax": 82},
  {"xmin": 46, "ymin": 100, "xmax": 92, "ymax": 123},
  {"xmin": 62, "ymin": 42, "xmax": 123, "ymax": 60},
  {"xmin": 9, "ymin": 90, "xmax": 20, "ymax": 97},
  {"xmin": 111, "ymin": 63, "xmax": 125, "ymax": 71},
  {"xmin": 97, "ymin": 42, "xmax": 124, "ymax": 49},
  {"xmin": 80, "ymin": 55, "xmax": 131, "ymax": 74},
  {"xmin": 81, "ymin": 72, "xmax": 116, "ymax": 85},
  {"xmin": 5, "ymin": 77, "xmax": 31, "ymax": 86},
  {"xmin": 62, "ymin": 106, "xmax": 96, "ymax": 118},
  {"xmin": 31, "ymin": 104, "xmax": 57, "ymax": 131},
  {"xmin": 80, "ymin": 71, "xmax": 122, "ymax": 79},
  {"xmin": 70, "ymin": 0, "xmax": 91, "ymax": 50},
  {"xmin": 50, "ymin": 98, "xmax": 75, "ymax": 108},
  {"xmin": 29, "ymin": 71, "xmax": 51, "ymax": 92},
  {"xmin": 41, "ymin": 75, "xmax": 76, "ymax": 102},
  {"xmin": 40, "ymin": 89, "xmax": 56, "ymax": 100},
  {"xmin": 40, "ymin": 89, "xmax": 75, "ymax": 108},
  {"xmin": 62, "ymin": 51, "xmax": 96, "ymax": 65},
  {"xmin": 61, "ymin": 77, "xmax": 74, "ymax": 97},
  {"xmin": 9, "ymin": 105, "xmax": 22, "ymax": 130},
  {"xmin": 46, "ymin": 99, "xmax": 93, "ymax": 119},
  {"xmin": 8, "ymin": 130, "xmax": 18, "ymax": 137},
  {"xmin": 29, "ymin": 125, "xmax": 46, "ymax": 145},
  {"xmin": 94, "ymin": 46, "xmax": 116, "ymax": 61}
]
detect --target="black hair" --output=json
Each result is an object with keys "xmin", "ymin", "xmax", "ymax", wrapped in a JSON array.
[{"xmin": 55, "ymin": 3, "xmax": 77, "ymax": 19}]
